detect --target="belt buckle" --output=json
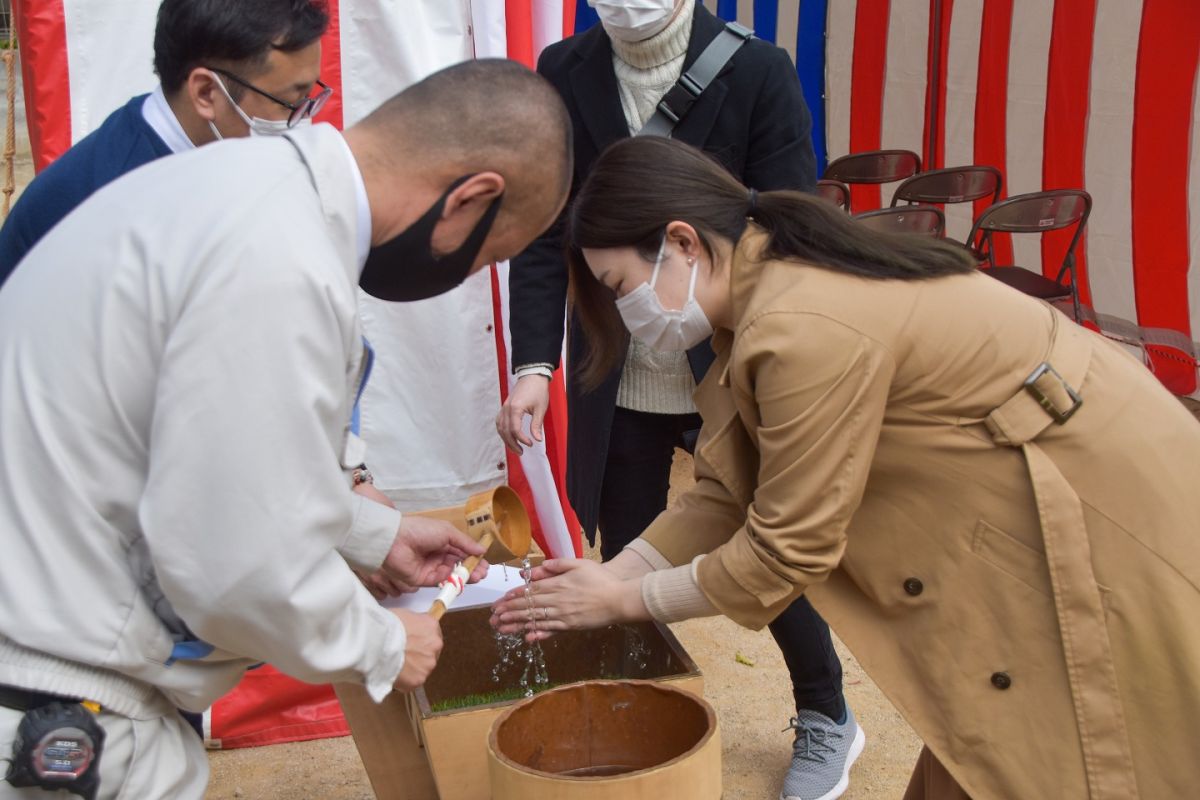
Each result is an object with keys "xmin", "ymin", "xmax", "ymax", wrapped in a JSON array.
[{"xmin": 1023, "ymin": 362, "xmax": 1082, "ymax": 424}]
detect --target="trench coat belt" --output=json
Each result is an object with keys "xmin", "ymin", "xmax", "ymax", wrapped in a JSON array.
[{"xmin": 984, "ymin": 310, "xmax": 1139, "ymax": 800}]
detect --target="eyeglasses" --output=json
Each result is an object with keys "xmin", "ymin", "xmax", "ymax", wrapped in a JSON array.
[{"xmin": 207, "ymin": 67, "xmax": 332, "ymax": 128}]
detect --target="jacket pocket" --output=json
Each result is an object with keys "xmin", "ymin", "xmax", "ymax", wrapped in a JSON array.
[
  {"xmin": 970, "ymin": 520, "xmax": 1115, "ymax": 620},
  {"xmin": 970, "ymin": 519, "xmax": 1052, "ymax": 598}
]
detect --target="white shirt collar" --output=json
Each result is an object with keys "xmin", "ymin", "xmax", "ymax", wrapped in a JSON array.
[
  {"xmin": 334, "ymin": 132, "xmax": 372, "ymax": 271},
  {"xmin": 140, "ymin": 86, "xmax": 196, "ymax": 155}
]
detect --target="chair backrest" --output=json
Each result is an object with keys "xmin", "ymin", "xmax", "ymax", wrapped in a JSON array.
[
  {"xmin": 823, "ymin": 149, "xmax": 923, "ymax": 185},
  {"xmin": 814, "ymin": 179, "xmax": 851, "ymax": 212},
  {"xmin": 853, "ymin": 205, "xmax": 945, "ymax": 238},
  {"xmin": 966, "ymin": 189, "xmax": 1092, "ymax": 271},
  {"xmin": 891, "ymin": 165, "xmax": 1003, "ymax": 207}
]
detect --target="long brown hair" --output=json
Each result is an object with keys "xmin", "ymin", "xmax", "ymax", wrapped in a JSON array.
[{"xmin": 565, "ymin": 137, "xmax": 974, "ymax": 389}]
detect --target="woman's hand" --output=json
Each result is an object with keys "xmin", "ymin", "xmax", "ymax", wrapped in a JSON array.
[{"xmin": 490, "ymin": 559, "xmax": 649, "ymax": 642}]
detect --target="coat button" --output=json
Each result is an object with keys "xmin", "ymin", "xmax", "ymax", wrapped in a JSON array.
[
  {"xmin": 991, "ymin": 672, "xmax": 1012, "ymax": 690},
  {"xmin": 903, "ymin": 578, "xmax": 924, "ymax": 596}
]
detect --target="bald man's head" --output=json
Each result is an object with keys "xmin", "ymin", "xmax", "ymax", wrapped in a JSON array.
[{"xmin": 349, "ymin": 59, "xmax": 573, "ymax": 279}]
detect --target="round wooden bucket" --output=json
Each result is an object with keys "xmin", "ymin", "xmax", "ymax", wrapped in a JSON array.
[{"xmin": 487, "ymin": 680, "xmax": 721, "ymax": 798}]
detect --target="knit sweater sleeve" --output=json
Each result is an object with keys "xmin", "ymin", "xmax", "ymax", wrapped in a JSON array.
[{"xmin": 641, "ymin": 557, "xmax": 719, "ymax": 623}]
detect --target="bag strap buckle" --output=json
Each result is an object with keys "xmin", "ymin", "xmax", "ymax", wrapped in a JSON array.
[{"xmin": 655, "ymin": 74, "xmax": 703, "ymax": 125}]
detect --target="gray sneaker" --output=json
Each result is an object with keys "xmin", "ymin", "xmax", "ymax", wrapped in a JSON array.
[{"xmin": 779, "ymin": 708, "xmax": 865, "ymax": 800}]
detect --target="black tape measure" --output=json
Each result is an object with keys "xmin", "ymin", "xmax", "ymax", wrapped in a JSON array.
[{"xmin": 5, "ymin": 701, "xmax": 105, "ymax": 800}]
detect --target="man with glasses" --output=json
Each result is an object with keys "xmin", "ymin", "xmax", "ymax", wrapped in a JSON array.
[
  {"xmin": 0, "ymin": 0, "xmax": 331, "ymax": 279},
  {"xmin": 206, "ymin": 68, "xmax": 331, "ymax": 137}
]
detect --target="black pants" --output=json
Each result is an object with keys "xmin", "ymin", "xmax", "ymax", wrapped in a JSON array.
[{"xmin": 597, "ymin": 407, "xmax": 846, "ymax": 721}]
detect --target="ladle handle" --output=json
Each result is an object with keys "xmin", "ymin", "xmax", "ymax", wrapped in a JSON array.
[{"xmin": 427, "ymin": 532, "xmax": 494, "ymax": 621}]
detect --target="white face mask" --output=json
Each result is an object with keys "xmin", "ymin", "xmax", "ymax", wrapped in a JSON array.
[
  {"xmin": 207, "ymin": 72, "xmax": 291, "ymax": 140},
  {"xmin": 589, "ymin": 0, "xmax": 676, "ymax": 42},
  {"xmin": 615, "ymin": 236, "xmax": 713, "ymax": 351}
]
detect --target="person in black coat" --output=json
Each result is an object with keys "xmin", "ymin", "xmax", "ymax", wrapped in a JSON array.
[{"xmin": 496, "ymin": 3, "xmax": 862, "ymax": 796}]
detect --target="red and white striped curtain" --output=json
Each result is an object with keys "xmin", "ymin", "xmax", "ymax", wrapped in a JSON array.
[{"xmin": 826, "ymin": 0, "xmax": 1199, "ymax": 397}]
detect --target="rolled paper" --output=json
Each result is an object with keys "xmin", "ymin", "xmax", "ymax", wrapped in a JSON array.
[{"xmin": 433, "ymin": 563, "xmax": 471, "ymax": 610}]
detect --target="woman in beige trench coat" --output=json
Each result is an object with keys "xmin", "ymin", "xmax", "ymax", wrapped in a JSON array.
[{"xmin": 492, "ymin": 137, "xmax": 1200, "ymax": 799}]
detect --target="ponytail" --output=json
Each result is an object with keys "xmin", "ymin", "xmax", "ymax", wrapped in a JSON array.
[{"xmin": 746, "ymin": 188, "xmax": 975, "ymax": 280}]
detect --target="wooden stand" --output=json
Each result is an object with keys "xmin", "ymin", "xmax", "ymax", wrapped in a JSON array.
[{"xmin": 334, "ymin": 684, "xmax": 438, "ymax": 800}]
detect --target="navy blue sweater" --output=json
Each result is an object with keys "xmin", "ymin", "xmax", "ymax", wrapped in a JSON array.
[{"xmin": 0, "ymin": 94, "xmax": 172, "ymax": 284}]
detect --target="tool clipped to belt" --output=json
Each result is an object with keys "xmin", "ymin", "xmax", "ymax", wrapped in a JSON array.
[{"xmin": 1, "ymin": 685, "xmax": 105, "ymax": 800}]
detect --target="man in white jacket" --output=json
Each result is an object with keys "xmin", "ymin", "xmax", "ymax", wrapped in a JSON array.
[{"xmin": 0, "ymin": 59, "xmax": 570, "ymax": 799}]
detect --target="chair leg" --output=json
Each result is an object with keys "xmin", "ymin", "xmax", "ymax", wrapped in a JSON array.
[
  {"xmin": 1058, "ymin": 256, "xmax": 1083, "ymax": 324},
  {"xmin": 1069, "ymin": 261, "xmax": 1083, "ymax": 323}
]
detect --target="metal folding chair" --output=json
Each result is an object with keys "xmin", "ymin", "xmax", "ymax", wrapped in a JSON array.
[
  {"xmin": 823, "ymin": 149, "xmax": 922, "ymax": 212},
  {"xmin": 815, "ymin": 179, "xmax": 851, "ymax": 212},
  {"xmin": 891, "ymin": 165, "xmax": 1003, "ymax": 257},
  {"xmin": 966, "ymin": 189, "xmax": 1092, "ymax": 322},
  {"xmin": 853, "ymin": 205, "xmax": 945, "ymax": 238},
  {"xmin": 891, "ymin": 165, "xmax": 1003, "ymax": 208}
]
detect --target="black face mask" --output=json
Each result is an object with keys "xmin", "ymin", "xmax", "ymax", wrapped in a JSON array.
[{"xmin": 359, "ymin": 175, "xmax": 504, "ymax": 302}]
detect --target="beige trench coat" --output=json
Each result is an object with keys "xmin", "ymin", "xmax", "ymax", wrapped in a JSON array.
[{"xmin": 641, "ymin": 228, "xmax": 1200, "ymax": 799}]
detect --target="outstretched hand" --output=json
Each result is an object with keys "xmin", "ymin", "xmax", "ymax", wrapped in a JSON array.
[{"xmin": 489, "ymin": 558, "xmax": 648, "ymax": 642}]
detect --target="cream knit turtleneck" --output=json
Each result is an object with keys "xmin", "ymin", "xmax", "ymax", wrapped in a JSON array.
[
  {"xmin": 609, "ymin": 0, "xmax": 695, "ymax": 133},
  {"xmin": 609, "ymin": 0, "xmax": 699, "ymax": 416}
]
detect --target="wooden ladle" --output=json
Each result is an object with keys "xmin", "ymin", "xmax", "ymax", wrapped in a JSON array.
[{"xmin": 422, "ymin": 486, "xmax": 532, "ymax": 620}]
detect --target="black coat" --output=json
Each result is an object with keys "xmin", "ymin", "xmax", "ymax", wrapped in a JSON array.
[{"xmin": 508, "ymin": 5, "xmax": 818, "ymax": 540}]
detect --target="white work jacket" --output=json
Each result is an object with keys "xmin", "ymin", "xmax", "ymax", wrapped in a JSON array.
[{"xmin": 0, "ymin": 125, "xmax": 406, "ymax": 717}]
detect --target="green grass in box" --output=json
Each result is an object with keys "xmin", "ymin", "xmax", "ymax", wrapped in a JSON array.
[{"xmin": 429, "ymin": 676, "xmax": 630, "ymax": 713}]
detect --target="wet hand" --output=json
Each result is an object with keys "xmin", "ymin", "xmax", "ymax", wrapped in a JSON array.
[
  {"xmin": 489, "ymin": 559, "xmax": 647, "ymax": 643},
  {"xmin": 495, "ymin": 374, "xmax": 550, "ymax": 454},
  {"xmin": 383, "ymin": 515, "xmax": 488, "ymax": 590},
  {"xmin": 390, "ymin": 608, "xmax": 443, "ymax": 692}
]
